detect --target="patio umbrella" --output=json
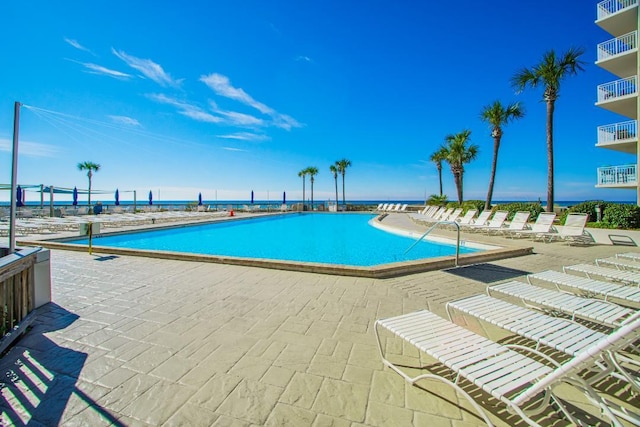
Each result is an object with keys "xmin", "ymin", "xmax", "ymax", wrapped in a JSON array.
[
  {"xmin": 251, "ymin": 190, "xmax": 254, "ymax": 204},
  {"xmin": 16, "ymin": 185, "xmax": 23, "ymax": 207},
  {"xmin": 115, "ymin": 189, "xmax": 120, "ymax": 206},
  {"xmin": 148, "ymin": 190, "xmax": 153, "ymax": 205},
  {"xmin": 283, "ymin": 191, "xmax": 286, "ymax": 204},
  {"xmin": 198, "ymin": 192, "xmax": 203, "ymax": 206},
  {"xmin": 72, "ymin": 186, "xmax": 78, "ymax": 206}
]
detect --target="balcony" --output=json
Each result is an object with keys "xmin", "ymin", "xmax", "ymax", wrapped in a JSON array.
[
  {"xmin": 597, "ymin": 120, "xmax": 638, "ymax": 153},
  {"xmin": 596, "ymin": 0, "xmax": 638, "ymax": 36},
  {"xmin": 595, "ymin": 76, "xmax": 638, "ymax": 118},
  {"xmin": 597, "ymin": 164, "xmax": 638, "ymax": 187},
  {"xmin": 596, "ymin": 31, "xmax": 637, "ymax": 77}
]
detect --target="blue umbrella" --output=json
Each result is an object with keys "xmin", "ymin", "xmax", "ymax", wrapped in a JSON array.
[
  {"xmin": 148, "ymin": 190, "xmax": 153, "ymax": 205},
  {"xmin": 251, "ymin": 190, "xmax": 254, "ymax": 204},
  {"xmin": 72, "ymin": 186, "xmax": 78, "ymax": 206},
  {"xmin": 16, "ymin": 185, "xmax": 23, "ymax": 207},
  {"xmin": 198, "ymin": 192, "xmax": 203, "ymax": 206},
  {"xmin": 115, "ymin": 189, "xmax": 120, "ymax": 206},
  {"xmin": 283, "ymin": 191, "xmax": 286, "ymax": 204}
]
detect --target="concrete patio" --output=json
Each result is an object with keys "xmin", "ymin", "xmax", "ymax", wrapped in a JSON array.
[{"xmin": 0, "ymin": 213, "xmax": 638, "ymax": 426}]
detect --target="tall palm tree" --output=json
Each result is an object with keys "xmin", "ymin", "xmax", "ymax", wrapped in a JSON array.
[
  {"xmin": 335, "ymin": 158, "xmax": 352, "ymax": 209},
  {"xmin": 298, "ymin": 168, "xmax": 307, "ymax": 210},
  {"xmin": 77, "ymin": 161, "xmax": 101, "ymax": 206},
  {"xmin": 441, "ymin": 130, "xmax": 479, "ymax": 204},
  {"xmin": 511, "ymin": 47, "xmax": 585, "ymax": 212},
  {"xmin": 429, "ymin": 148, "xmax": 448, "ymax": 197},
  {"xmin": 480, "ymin": 100, "xmax": 525, "ymax": 211},
  {"xmin": 306, "ymin": 166, "xmax": 319, "ymax": 208},
  {"xmin": 329, "ymin": 164, "xmax": 339, "ymax": 208}
]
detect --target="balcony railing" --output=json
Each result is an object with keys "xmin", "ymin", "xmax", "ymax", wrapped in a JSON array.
[
  {"xmin": 597, "ymin": 76, "xmax": 638, "ymax": 102},
  {"xmin": 597, "ymin": 120, "xmax": 637, "ymax": 144},
  {"xmin": 597, "ymin": 31, "xmax": 637, "ymax": 61},
  {"xmin": 597, "ymin": 0, "xmax": 637, "ymax": 20},
  {"xmin": 597, "ymin": 164, "xmax": 638, "ymax": 185}
]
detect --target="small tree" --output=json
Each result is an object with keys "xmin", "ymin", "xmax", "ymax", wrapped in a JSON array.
[
  {"xmin": 335, "ymin": 158, "xmax": 352, "ymax": 209},
  {"xmin": 298, "ymin": 168, "xmax": 308, "ymax": 210},
  {"xmin": 329, "ymin": 164, "xmax": 339, "ymax": 208},
  {"xmin": 306, "ymin": 166, "xmax": 319, "ymax": 208},
  {"xmin": 77, "ymin": 161, "xmax": 101, "ymax": 206},
  {"xmin": 441, "ymin": 130, "xmax": 479, "ymax": 204},
  {"xmin": 429, "ymin": 148, "xmax": 448, "ymax": 197}
]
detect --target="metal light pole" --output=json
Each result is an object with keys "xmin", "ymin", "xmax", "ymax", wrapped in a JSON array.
[{"xmin": 9, "ymin": 102, "xmax": 21, "ymax": 253}]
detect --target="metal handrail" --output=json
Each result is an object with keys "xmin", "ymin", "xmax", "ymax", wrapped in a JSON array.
[{"xmin": 404, "ymin": 220, "xmax": 461, "ymax": 266}]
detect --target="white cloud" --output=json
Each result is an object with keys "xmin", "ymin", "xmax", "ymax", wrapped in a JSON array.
[
  {"xmin": 222, "ymin": 146, "xmax": 248, "ymax": 152},
  {"xmin": 295, "ymin": 55, "xmax": 312, "ymax": 62},
  {"xmin": 218, "ymin": 132, "xmax": 270, "ymax": 142},
  {"xmin": 68, "ymin": 59, "xmax": 132, "ymax": 79},
  {"xmin": 200, "ymin": 73, "xmax": 302, "ymax": 130},
  {"xmin": 108, "ymin": 115, "xmax": 140, "ymax": 126},
  {"xmin": 64, "ymin": 38, "xmax": 95, "ymax": 55},
  {"xmin": 208, "ymin": 101, "xmax": 264, "ymax": 127},
  {"xmin": 147, "ymin": 93, "xmax": 222, "ymax": 123},
  {"xmin": 0, "ymin": 138, "xmax": 59, "ymax": 157},
  {"xmin": 112, "ymin": 49, "xmax": 180, "ymax": 87}
]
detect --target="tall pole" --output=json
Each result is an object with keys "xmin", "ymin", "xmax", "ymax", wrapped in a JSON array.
[{"xmin": 9, "ymin": 102, "xmax": 21, "ymax": 253}]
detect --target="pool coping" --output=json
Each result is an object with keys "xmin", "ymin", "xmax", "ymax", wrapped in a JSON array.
[{"xmin": 19, "ymin": 213, "xmax": 534, "ymax": 278}]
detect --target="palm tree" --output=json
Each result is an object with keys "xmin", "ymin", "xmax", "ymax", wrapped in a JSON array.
[
  {"xmin": 511, "ymin": 47, "xmax": 585, "ymax": 212},
  {"xmin": 441, "ymin": 130, "xmax": 479, "ymax": 204},
  {"xmin": 329, "ymin": 164, "xmax": 339, "ymax": 208},
  {"xmin": 298, "ymin": 168, "xmax": 308, "ymax": 210},
  {"xmin": 306, "ymin": 166, "xmax": 319, "ymax": 209},
  {"xmin": 335, "ymin": 158, "xmax": 352, "ymax": 210},
  {"xmin": 480, "ymin": 101, "xmax": 525, "ymax": 211},
  {"xmin": 77, "ymin": 161, "xmax": 101, "ymax": 206},
  {"xmin": 429, "ymin": 148, "xmax": 448, "ymax": 197}
]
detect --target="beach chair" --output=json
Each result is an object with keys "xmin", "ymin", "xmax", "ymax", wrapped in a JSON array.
[
  {"xmin": 488, "ymin": 280, "xmax": 637, "ymax": 328},
  {"xmin": 399, "ymin": 204, "xmax": 408, "ymax": 212},
  {"xmin": 460, "ymin": 209, "xmax": 492, "ymax": 230},
  {"xmin": 467, "ymin": 210, "xmax": 508, "ymax": 233},
  {"xmin": 556, "ymin": 213, "xmax": 592, "ymax": 244},
  {"xmin": 375, "ymin": 309, "xmax": 640, "ymax": 426},
  {"xmin": 596, "ymin": 257, "xmax": 640, "ymax": 271},
  {"xmin": 510, "ymin": 212, "xmax": 557, "ymax": 241},
  {"xmin": 456, "ymin": 209, "xmax": 477, "ymax": 226},
  {"xmin": 563, "ymin": 263, "xmax": 640, "ymax": 286},
  {"xmin": 616, "ymin": 252, "xmax": 640, "ymax": 262},
  {"xmin": 500, "ymin": 211, "xmax": 531, "ymax": 236},
  {"xmin": 528, "ymin": 270, "xmax": 640, "ymax": 306},
  {"xmin": 446, "ymin": 294, "xmax": 640, "ymax": 393},
  {"xmin": 443, "ymin": 208, "xmax": 462, "ymax": 222},
  {"xmin": 376, "ymin": 203, "xmax": 384, "ymax": 211},
  {"xmin": 380, "ymin": 203, "xmax": 389, "ymax": 211}
]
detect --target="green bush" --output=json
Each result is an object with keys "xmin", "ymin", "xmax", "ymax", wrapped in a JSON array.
[
  {"xmin": 493, "ymin": 202, "xmax": 544, "ymax": 221},
  {"xmin": 601, "ymin": 204, "xmax": 640, "ymax": 229},
  {"xmin": 427, "ymin": 194, "xmax": 449, "ymax": 206},
  {"xmin": 446, "ymin": 200, "xmax": 485, "ymax": 214},
  {"xmin": 559, "ymin": 200, "xmax": 607, "ymax": 223}
]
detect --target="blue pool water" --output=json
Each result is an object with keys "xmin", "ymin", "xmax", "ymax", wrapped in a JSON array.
[{"xmin": 69, "ymin": 213, "xmax": 478, "ymax": 266}]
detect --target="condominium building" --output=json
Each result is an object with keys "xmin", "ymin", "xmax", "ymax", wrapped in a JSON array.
[{"xmin": 595, "ymin": 0, "xmax": 639, "ymax": 204}]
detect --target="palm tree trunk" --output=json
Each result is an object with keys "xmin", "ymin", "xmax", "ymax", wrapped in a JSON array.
[
  {"xmin": 302, "ymin": 178, "xmax": 306, "ymax": 211},
  {"xmin": 546, "ymin": 100, "xmax": 555, "ymax": 213},
  {"xmin": 341, "ymin": 173, "xmax": 346, "ymax": 209},
  {"xmin": 311, "ymin": 179, "xmax": 314, "ymax": 207},
  {"xmin": 453, "ymin": 169, "xmax": 463, "ymax": 204},
  {"xmin": 87, "ymin": 171, "xmax": 92, "ymax": 206},
  {"xmin": 485, "ymin": 136, "xmax": 501, "ymax": 211},
  {"xmin": 334, "ymin": 176, "xmax": 338, "ymax": 209},
  {"xmin": 437, "ymin": 165, "xmax": 443, "ymax": 196}
]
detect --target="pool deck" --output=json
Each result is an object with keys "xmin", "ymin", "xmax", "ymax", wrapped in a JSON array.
[{"xmin": 1, "ymin": 212, "xmax": 639, "ymax": 426}]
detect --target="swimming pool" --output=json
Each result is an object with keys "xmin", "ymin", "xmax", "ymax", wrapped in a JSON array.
[{"xmin": 67, "ymin": 213, "xmax": 478, "ymax": 266}]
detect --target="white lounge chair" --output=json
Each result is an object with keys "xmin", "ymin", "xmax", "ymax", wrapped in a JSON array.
[
  {"xmin": 556, "ymin": 213, "xmax": 592, "ymax": 244},
  {"xmin": 399, "ymin": 204, "xmax": 408, "ymax": 212},
  {"xmin": 376, "ymin": 203, "xmax": 384, "ymax": 211},
  {"xmin": 500, "ymin": 211, "xmax": 531, "ymax": 236},
  {"xmin": 467, "ymin": 210, "xmax": 508, "ymax": 233},
  {"xmin": 460, "ymin": 209, "xmax": 492, "ymax": 230},
  {"xmin": 563, "ymin": 263, "xmax": 640, "ymax": 286},
  {"xmin": 456, "ymin": 209, "xmax": 477, "ymax": 226},
  {"xmin": 616, "ymin": 252, "xmax": 640, "ymax": 262},
  {"xmin": 510, "ymin": 212, "xmax": 557, "ymax": 241},
  {"xmin": 375, "ymin": 309, "xmax": 640, "ymax": 426},
  {"xmin": 596, "ymin": 257, "xmax": 640, "ymax": 271},
  {"xmin": 443, "ymin": 208, "xmax": 462, "ymax": 222},
  {"xmin": 528, "ymin": 270, "xmax": 640, "ymax": 306},
  {"xmin": 488, "ymin": 280, "xmax": 637, "ymax": 328}
]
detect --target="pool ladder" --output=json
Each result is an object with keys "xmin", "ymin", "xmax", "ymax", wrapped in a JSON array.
[{"xmin": 403, "ymin": 220, "xmax": 461, "ymax": 266}]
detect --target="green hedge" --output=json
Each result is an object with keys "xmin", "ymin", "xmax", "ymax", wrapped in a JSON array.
[
  {"xmin": 601, "ymin": 204, "xmax": 640, "ymax": 229},
  {"xmin": 445, "ymin": 199, "xmax": 485, "ymax": 214},
  {"xmin": 559, "ymin": 201, "xmax": 607, "ymax": 224},
  {"xmin": 493, "ymin": 202, "xmax": 544, "ymax": 221}
]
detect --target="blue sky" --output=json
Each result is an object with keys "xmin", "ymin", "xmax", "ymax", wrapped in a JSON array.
[{"xmin": 0, "ymin": 0, "xmax": 635, "ymax": 204}]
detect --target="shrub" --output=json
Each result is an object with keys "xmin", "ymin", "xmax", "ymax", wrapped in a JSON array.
[
  {"xmin": 602, "ymin": 204, "xmax": 640, "ymax": 229},
  {"xmin": 493, "ymin": 202, "xmax": 544, "ymax": 221},
  {"xmin": 427, "ymin": 194, "xmax": 449, "ymax": 206},
  {"xmin": 559, "ymin": 200, "xmax": 607, "ymax": 223}
]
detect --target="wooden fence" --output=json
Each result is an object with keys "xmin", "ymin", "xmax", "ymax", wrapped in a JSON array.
[{"xmin": 0, "ymin": 247, "xmax": 38, "ymax": 342}]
